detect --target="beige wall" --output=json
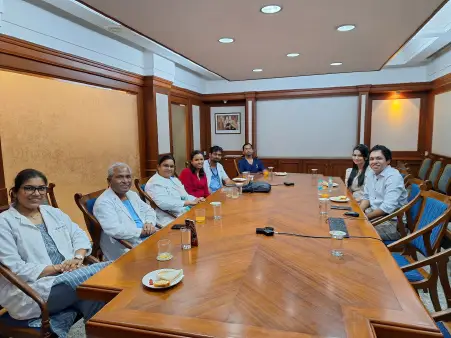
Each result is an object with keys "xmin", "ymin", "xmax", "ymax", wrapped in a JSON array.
[
  {"xmin": 432, "ymin": 91, "xmax": 451, "ymax": 157},
  {"xmin": 0, "ymin": 70, "xmax": 140, "ymax": 228}
]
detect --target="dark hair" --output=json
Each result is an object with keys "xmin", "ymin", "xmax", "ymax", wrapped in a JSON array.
[
  {"xmin": 242, "ymin": 142, "xmax": 253, "ymax": 151},
  {"xmin": 10, "ymin": 169, "xmax": 48, "ymax": 203},
  {"xmin": 189, "ymin": 150, "xmax": 205, "ymax": 177},
  {"xmin": 370, "ymin": 144, "xmax": 392, "ymax": 162},
  {"xmin": 209, "ymin": 145, "xmax": 223, "ymax": 154},
  {"xmin": 158, "ymin": 154, "xmax": 175, "ymax": 166},
  {"xmin": 347, "ymin": 144, "xmax": 369, "ymax": 188}
]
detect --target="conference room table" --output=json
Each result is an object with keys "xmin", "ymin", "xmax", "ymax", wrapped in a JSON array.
[{"xmin": 78, "ymin": 174, "xmax": 441, "ymax": 338}]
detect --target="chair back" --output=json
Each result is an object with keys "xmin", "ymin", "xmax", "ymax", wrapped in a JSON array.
[
  {"xmin": 44, "ymin": 183, "xmax": 59, "ymax": 208},
  {"xmin": 437, "ymin": 164, "xmax": 451, "ymax": 195},
  {"xmin": 418, "ymin": 157, "xmax": 432, "ymax": 180},
  {"xmin": 74, "ymin": 189, "xmax": 105, "ymax": 259},
  {"xmin": 233, "ymin": 158, "xmax": 240, "ymax": 176},
  {"xmin": 0, "ymin": 205, "xmax": 9, "ymax": 213},
  {"xmin": 411, "ymin": 190, "xmax": 451, "ymax": 257},
  {"xmin": 427, "ymin": 160, "xmax": 443, "ymax": 189}
]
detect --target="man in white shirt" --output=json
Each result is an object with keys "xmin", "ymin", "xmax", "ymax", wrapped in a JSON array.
[
  {"xmin": 360, "ymin": 145, "xmax": 408, "ymax": 241},
  {"xmin": 203, "ymin": 146, "xmax": 233, "ymax": 193}
]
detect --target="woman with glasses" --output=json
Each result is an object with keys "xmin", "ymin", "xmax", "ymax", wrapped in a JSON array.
[
  {"xmin": 145, "ymin": 155, "xmax": 204, "ymax": 226},
  {"xmin": 345, "ymin": 144, "xmax": 370, "ymax": 202},
  {"xmin": 0, "ymin": 169, "xmax": 109, "ymax": 337}
]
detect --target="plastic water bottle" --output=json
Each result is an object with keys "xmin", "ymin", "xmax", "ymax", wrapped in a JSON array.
[
  {"xmin": 318, "ymin": 179, "xmax": 323, "ymax": 196},
  {"xmin": 328, "ymin": 177, "xmax": 333, "ymax": 192}
]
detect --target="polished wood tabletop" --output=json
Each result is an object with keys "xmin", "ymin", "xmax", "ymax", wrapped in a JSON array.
[{"xmin": 79, "ymin": 174, "xmax": 441, "ymax": 338}]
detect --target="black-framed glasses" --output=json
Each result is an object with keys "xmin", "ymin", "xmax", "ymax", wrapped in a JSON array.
[{"xmin": 22, "ymin": 185, "xmax": 48, "ymax": 195}]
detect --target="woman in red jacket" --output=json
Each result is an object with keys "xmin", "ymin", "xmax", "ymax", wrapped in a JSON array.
[{"xmin": 179, "ymin": 150, "xmax": 210, "ymax": 198}]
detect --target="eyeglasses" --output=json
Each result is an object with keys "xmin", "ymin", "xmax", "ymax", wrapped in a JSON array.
[{"xmin": 22, "ymin": 185, "xmax": 48, "ymax": 194}]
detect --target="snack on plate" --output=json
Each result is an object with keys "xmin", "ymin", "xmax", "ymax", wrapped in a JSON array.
[
  {"xmin": 337, "ymin": 196, "xmax": 347, "ymax": 200},
  {"xmin": 157, "ymin": 269, "xmax": 183, "ymax": 282},
  {"xmin": 153, "ymin": 280, "xmax": 170, "ymax": 287}
]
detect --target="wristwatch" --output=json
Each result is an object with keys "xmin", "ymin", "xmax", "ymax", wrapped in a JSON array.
[{"xmin": 74, "ymin": 254, "xmax": 84, "ymax": 261}]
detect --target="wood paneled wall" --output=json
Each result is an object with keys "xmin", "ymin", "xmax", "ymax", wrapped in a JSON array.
[{"xmin": 1, "ymin": 33, "xmax": 451, "ymax": 204}]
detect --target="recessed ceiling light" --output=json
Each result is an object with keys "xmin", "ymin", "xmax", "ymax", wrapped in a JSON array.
[
  {"xmin": 330, "ymin": 62, "xmax": 343, "ymax": 66},
  {"xmin": 253, "ymin": 68, "xmax": 263, "ymax": 72},
  {"xmin": 337, "ymin": 24, "xmax": 356, "ymax": 32},
  {"xmin": 286, "ymin": 53, "xmax": 300, "ymax": 57},
  {"xmin": 260, "ymin": 5, "xmax": 282, "ymax": 14},
  {"xmin": 218, "ymin": 37, "xmax": 234, "ymax": 44}
]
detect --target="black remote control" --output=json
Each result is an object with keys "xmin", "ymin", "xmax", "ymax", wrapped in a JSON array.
[{"xmin": 328, "ymin": 218, "xmax": 349, "ymax": 237}]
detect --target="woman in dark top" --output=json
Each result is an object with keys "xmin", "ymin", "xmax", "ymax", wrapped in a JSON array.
[{"xmin": 179, "ymin": 150, "xmax": 210, "ymax": 198}]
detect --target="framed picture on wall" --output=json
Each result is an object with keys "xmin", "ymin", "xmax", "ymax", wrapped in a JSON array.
[{"xmin": 215, "ymin": 113, "xmax": 241, "ymax": 134}]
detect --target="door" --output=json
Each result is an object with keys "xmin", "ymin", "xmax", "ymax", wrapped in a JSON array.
[{"xmin": 171, "ymin": 104, "xmax": 188, "ymax": 175}]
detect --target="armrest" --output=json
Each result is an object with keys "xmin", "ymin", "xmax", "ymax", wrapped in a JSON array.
[
  {"xmin": 373, "ymin": 193, "xmax": 421, "ymax": 226},
  {"xmin": 401, "ymin": 248, "xmax": 451, "ymax": 272},
  {"xmin": 388, "ymin": 210, "xmax": 451, "ymax": 251},
  {"xmin": 432, "ymin": 308, "xmax": 451, "ymax": 322},
  {"xmin": 0, "ymin": 263, "xmax": 49, "ymax": 321},
  {"xmin": 83, "ymin": 255, "xmax": 100, "ymax": 265},
  {"xmin": 114, "ymin": 238, "xmax": 133, "ymax": 249}
]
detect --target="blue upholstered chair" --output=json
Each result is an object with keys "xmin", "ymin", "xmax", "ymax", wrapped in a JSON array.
[
  {"xmin": 418, "ymin": 157, "xmax": 433, "ymax": 181},
  {"xmin": 74, "ymin": 188, "xmax": 132, "ymax": 260},
  {"xmin": 402, "ymin": 248, "xmax": 451, "ymax": 337},
  {"xmin": 427, "ymin": 160, "xmax": 444, "ymax": 190},
  {"xmin": 388, "ymin": 189, "xmax": 451, "ymax": 311},
  {"xmin": 437, "ymin": 164, "xmax": 451, "ymax": 195}
]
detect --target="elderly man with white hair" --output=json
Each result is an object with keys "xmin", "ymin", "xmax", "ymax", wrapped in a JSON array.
[{"xmin": 93, "ymin": 163, "xmax": 157, "ymax": 260}]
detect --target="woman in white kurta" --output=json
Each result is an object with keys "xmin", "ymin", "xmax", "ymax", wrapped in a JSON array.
[
  {"xmin": 0, "ymin": 169, "xmax": 109, "ymax": 338},
  {"xmin": 145, "ymin": 155, "xmax": 203, "ymax": 226},
  {"xmin": 345, "ymin": 144, "xmax": 370, "ymax": 202}
]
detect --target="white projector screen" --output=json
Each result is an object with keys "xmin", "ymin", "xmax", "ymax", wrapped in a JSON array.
[{"xmin": 256, "ymin": 96, "xmax": 358, "ymax": 157}]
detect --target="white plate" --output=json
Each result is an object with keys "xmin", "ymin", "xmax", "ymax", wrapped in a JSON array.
[
  {"xmin": 329, "ymin": 196, "xmax": 350, "ymax": 203},
  {"xmin": 322, "ymin": 182, "xmax": 339, "ymax": 187},
  {"xmin": 142, "ymin": 269, "xmax": 184, "ymax": 289},
  {"xmin": 232, "ymin": 178, "xmax": 247, "ymax": 182},
  {"xmin": 274, "ymin": 172, "xmax": 287, "ymax": 176}
]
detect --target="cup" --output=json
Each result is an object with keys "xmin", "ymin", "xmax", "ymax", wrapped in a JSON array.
[
  {"xmin": 180, "ymin": 227, "xmax": 191, "ymax": 250},
  {"xmin": 224, "ymin": 187, "xmax": 233, "ymax": 198},
  {"xmin": 157, "ymin": 239, "xmax": 173, "ymax": 261},
  {"xmin": 242, "ymin": 171, "xmax": 250, "ymax": 179},
  {"xmin": 195, "ymin": 208, "xmax": 206, "ymax": 223},
  {"xmin": 231, "ymin": 186, "xmax": 239, "ymax": 199},
  {"xmin": 330, "ymin": 231, "xmax": 346, "ymax": 258},
  {"xmin": 311, "ymin": 168, "xmax": 318, "ymax": 179},
  {"xmin": 235, "ymin": 183, "xmax": 244, "ymax": 195},
  {"xmin": 319, "ymin": 198, "xmax": 329, "ymax": 215},
  {"xmin": 249, "ymin": 175, "xmax": 254, "ymax": 182},
  {"xmin": 210, "ymin": 201, "xmax": 222, "ymax": 220}
]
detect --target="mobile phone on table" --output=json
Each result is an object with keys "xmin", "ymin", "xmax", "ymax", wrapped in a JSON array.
[
  {"xmin": 330, "ymin": 206, "xmax": 352, "ymax": 211},
  {"xmin": 171, "ymin": 224, "xmax": 184, "ymax": 230}
]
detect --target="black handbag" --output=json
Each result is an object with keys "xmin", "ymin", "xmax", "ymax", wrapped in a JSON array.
[{"xmin": 242, "ymin": 181, "xmax": 271, "ymax": 193}]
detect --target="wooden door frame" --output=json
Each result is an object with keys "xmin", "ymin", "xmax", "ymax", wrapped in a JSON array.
[{"xmin": 169, "ymin": 95, "xmax": 192, "ymax": 166}]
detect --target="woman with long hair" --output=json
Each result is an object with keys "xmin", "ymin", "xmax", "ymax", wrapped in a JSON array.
[
  {"xmin": 179, "ymin": 150, "xmax": 210, "ymax": 198},
  {"xmin": 345, "ymin": 144, "xmax": 370, "ymax": 202}
]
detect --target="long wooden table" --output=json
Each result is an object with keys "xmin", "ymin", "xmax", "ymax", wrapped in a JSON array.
[{"xmin": 79, "ymin": 174, "xmax": 441, "ymax": 338}]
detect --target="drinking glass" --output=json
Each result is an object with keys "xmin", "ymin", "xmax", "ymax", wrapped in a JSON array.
[
  {"xmin": 211, "ymin": 201, "xmax": 222, "ymax": 220},
  {"xmin": 180, "ymin": 227, "xmax": 191, "ymax": 250},
  {"xmin": 235, "ymin": 183, "xmax": 244, "ymax": 195},
  {"xmin": 311, "ymin": 168, "xmax": 318, "ymax": 179},
  {"xmin": 157, "ymin": 239, "xmax": 172, "ymax": 261},
  {"xmin": 195, "ymin": 208, "xmax": 206, "ymax": 223},
  {"xmin": 330, "ymin": 231, "xmax": 346, "ymax": 258},
  {"xmin": 319, "ymin": 198, "xmax": 329, "ymax": 215},
  {"xmin": 231, "ymin": 186, "xmax": 239, "ymax": 199}
]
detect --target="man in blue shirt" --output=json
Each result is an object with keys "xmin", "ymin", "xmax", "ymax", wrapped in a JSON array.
[
  {"xmin": 238, "ymin": 143, "xmax": 267, "ymax": 174},
  {"xmin": 203, "ymin": 146, "xmax": 233, "ymax": 193},
  {"xmin": 360, "ymin": 145, "xmax": 408, "ymax": 240}
]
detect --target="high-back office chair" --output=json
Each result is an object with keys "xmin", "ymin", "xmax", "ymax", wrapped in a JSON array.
[
  {"xmin": 437, "ymin": 164, "xmax": 451, "ymax": 195},
  {"xmin": 74, "ymin": 189, "xmax": 132, "ymax": 260},
  {"xmin": 387, "ymin": 190, "xmax": 451, "ymax": 311},
  {"xmin": 427, "ymin": 159, "xmax": 444, "ymax": 190},
  {"xmin": 418, "ymin": 157, "xmax": 433, "ymax": 181}
]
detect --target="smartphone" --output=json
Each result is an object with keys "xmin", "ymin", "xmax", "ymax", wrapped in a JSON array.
[
  {"xmin": 171, "ymin": 224, "xmax": 184, "ymax": 230},
  {"xmin": 330, "ymin": 206, "xmax": 352, "ymax": 211},
  {"xmin": 344, "ymin": 211, "xmax": 360, "ymax": 217}
]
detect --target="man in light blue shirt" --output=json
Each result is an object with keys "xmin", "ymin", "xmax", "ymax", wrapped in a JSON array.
[
  {"xmin": 203, "ymin": 146, "xmax": 233, "ymax": 193},
  {"xmin": 361, "ymin": 145, "xmax": 408, "ymax": 240}
]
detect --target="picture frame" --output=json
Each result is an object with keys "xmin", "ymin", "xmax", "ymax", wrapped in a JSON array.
[{"xmin": 215, "ymin": 113, "xmax": 241, "ymax": 134}]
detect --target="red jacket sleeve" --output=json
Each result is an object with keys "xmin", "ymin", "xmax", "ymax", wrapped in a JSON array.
[{"xmin": 203, "ymin": 175, "xmax": 210, "ymax": 197}]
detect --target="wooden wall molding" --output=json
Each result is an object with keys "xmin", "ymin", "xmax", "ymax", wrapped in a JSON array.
[{"xmin": 432, "ymin": 73, "xmax": 451, "ymax": 95}]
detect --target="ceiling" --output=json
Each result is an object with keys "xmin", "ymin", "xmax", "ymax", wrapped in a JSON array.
[{"xmin": 76, "ymin": 0, "xmax": 446, "ymax": 81}]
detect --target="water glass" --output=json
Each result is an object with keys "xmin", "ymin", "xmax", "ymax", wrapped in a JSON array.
[
  {"xmin": 319, "ymin": 198, "xmax": 329, "ymax": 215},
  {"xmin": 180, "ymin": 227, "xmax": 191, "ymax": 250},
  {"xmin": 330, "ymin": 231, "xmax": 346, "ymax": 258},
  {"xmin": 211, "ymin": 201, "xmax": 222, "ymax": 220},
  {"xmin": 224, "ymin": 187, "xmax": 233, "ymax": 198},
  {"xmin": 311, "ymin": 168, "xmax": 318, "ymax": 179},
  {"xmin": 235, "ymin": 183, "xmax": 244, "ymax": 195},
  {"xmin": 231, "ymin": 186, "xmax": 239, "ymax": 199},
  {"xmin": 195, "ymin": 208, "xmax": 206, "ymax": 223},
  {"xmin": 157, "ymin": 239, "xmax": 173, "ymax": 261}
]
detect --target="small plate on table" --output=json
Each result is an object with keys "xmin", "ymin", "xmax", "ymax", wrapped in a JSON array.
[
  {"xmin": 142, "ymin": 269, "xmax": 184, "ymax": 289},
  {"xmin": 329, "ymin": 196, "xmax": 350, "ymax": 203},
  {"xmin": 232, "ymin": 177, "xmax": 247, "ymax": 182},
  {"xmin": 274, "ymin": 172, "xmax": 287, "ymax": 176},
  {"xmin": 322, "ymin": 182, "xmax": 339, "ymax": 187}
]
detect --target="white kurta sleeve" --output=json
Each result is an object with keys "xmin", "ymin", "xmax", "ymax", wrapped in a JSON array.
[{"xmin": 147, "ymin": 183, "xmax": 185, "ymax": 212}]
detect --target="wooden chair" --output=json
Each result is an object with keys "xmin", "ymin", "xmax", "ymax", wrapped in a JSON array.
[
  {"xmin": 387, "ymin": 190, "xmax": 451, "ymax": 311},
  {"xmin": 45, "ymin": 183, "xmax": 58, "ymax": 208},
  {"xmin": 427, "ymin": 159, "xmax": 444, "ymax": 190},
  {"xmin": 437, "ymin": 164, "xmax": 451, "ymax": 196},
  {"xmin": 74, "ymin": 189, "xmax": 132, "ymax": 260},
  {"xmin": 233, "ymin": 158, "xmax": 240, "ymax": 176},
  {"xmin": 402, "ymin": 248, "xmax": 451, "ymax": 336},
  {"xmin": 0, "ymin": 256, "xmax": 99, "ymax": 338},
  {"xmin": 417, "ymin": 157, "xmax": 433, "ymax": 181},
  {"xmin": 134, "ymin": 177, "xmax": 177, "ymax": 220}
]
